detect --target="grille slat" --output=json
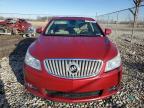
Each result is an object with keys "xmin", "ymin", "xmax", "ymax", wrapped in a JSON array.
[
  {"xmin": 49, "ymin": 60, "xmax": 55, "ymax": 74},
  {"xmin": 91, "ymin": 61, "xmax": 96, "ymax": 74},
  {"xmin": 52, "ymin": 60, "xmax": 57, "ymax": 75},
  {"xmin": 55, "ymin": 60, "xmax": 60, "ymax": 75},
  {"xmin": 45, "ymin": 59, "xmax": 103, "ymax": 79},
  {"xmin": 61, "ymin": 60, "xmax": 65, "ymax": 77},
  {"xmin": 66, "ymin": 60, "xmax": 69, "ymax": 77},
  {"xmin": 93, "ymin": 62, "xmax": 98, "ymax": 74},
  {"xmin": 85, "ymin": 61, "xmax": 89, "ymax": 76},
  {"xmin": 58, "ymin": 60, "xmax": 61, "ymax": 76},
  {"xmin": 98, "ymin": 62, "xmax": 102, "ymax": 71},
  {"xmin": 87, "ymin": 61, "xmax": 92, "ymax": 76},
  {"xmin": 78, "ymin": 60, "xmax": 82, "ymax": 77},
  {"xmin": 81, "ymin": 60, "xmax": 86, "ymax": 77}
]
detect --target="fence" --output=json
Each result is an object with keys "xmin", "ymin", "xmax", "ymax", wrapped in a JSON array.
[
  {"xmin": 96, "ymin": 5, "xmax": 144, "ymax": 39},
  {"xmin": 0, "ymin": 13, "xmax": 96, "ymax": 28},
  {"xmin": 0, "ymin": 6, "xmax": 144, "ymax": 37}
]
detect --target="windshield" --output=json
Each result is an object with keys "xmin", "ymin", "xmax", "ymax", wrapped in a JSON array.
[{"xmin": 45, "ymin": 19, "xmax": 104, "ymax": 36}]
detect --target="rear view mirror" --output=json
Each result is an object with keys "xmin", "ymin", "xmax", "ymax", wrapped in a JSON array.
[
  {"xmin": 36, "ymin": 27, "xmax": 43, "ymax": 34},
  {"xmin": 105, "ymin": 28, "xmax": 112, "ymax": 35}
]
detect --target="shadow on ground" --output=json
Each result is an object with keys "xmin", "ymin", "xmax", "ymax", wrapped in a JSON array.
[
  {"xmin": 9, "ymin": 38, "xmax": 36, "ymax": 85},
  {"xmin": 0, "ymin": 79, "xmax": 9, "ymax": 107},
  {"xmin": 124, "ymin": 60, "xmax": 144, "ymax": 73}
]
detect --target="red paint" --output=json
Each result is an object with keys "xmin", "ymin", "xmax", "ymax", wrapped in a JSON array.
[
  {"xmin": 36, "ymin": 27, "xmax": 43, "ymax": 34},
  {"xmin": 23, "ymin": 17, "xmax": 122, "ymax": 102},
  {"xmin": 105, "ymin": 28, "xmax": 112, "ymax": 35}
]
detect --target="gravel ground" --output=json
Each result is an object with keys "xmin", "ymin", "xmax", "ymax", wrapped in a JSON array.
[{"xmin": 0, "ymin": 35, "xmax": 144, "ymax": 108}]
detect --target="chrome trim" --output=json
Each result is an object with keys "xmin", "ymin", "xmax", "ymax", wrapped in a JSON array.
[{"xmin": 44, "ymin": 58, "xmax": 103, "ymax": 79}]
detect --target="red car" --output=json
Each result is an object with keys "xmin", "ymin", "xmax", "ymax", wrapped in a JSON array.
[
  {"xmin": 23, "ymin": 17, "xmax": 122, "ymax": 102},
  {"xmin": 0, "ymin": 18, "xmax": 35, "ymax": 37}
]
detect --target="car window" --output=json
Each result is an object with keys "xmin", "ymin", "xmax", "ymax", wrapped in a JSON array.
[{"xmin": 45, "ymin": 19, "xmax": 104, "ymax": 37}]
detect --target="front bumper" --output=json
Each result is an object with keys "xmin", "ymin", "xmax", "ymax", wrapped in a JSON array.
[{"xmin": 24, "ymin": 64, "xmax": 122, "ymax": 103}]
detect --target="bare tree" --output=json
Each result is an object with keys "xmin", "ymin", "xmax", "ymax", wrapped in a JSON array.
[{"xmin": 129, "ymin": 0, "xmax": 144, "ymax": 41}]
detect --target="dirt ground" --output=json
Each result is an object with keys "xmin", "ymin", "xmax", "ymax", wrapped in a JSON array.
[{"xmin": 0, "ymin": 24, "xmax": 144, "ymax": 107}]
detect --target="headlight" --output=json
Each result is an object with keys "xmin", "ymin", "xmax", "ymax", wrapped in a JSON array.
[
  {"xmin": 105, "ymin": 52, "xmax": 121, "ymax": 72},
  {"xmin": 24, "ymin": 50, "xmax": 41, "ymax": 70}
]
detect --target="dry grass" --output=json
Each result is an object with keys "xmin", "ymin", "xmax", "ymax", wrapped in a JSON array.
[{"xmin": 29, "ymin": 21, "xmax": 48, "ymax": 28}]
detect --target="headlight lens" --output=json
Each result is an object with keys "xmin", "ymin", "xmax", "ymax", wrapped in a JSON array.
[
  {"xmin": 24, "ymin": 50, "xmax": 41, "ymax": 70},
  {"xmin": 105, "ymin": 52, "xmax": 121, "ymax": 72}
]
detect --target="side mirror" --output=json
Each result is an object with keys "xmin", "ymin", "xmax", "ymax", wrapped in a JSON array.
[
  {"xmin": 105, "ymin": 28, "xmax": 112, "ymax": 35},
  {"xmin": 36, "ymin": 27, "xmax": 43, "ymax": 34}
]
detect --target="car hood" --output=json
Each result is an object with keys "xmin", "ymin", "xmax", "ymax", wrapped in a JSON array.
[{"xmin": 30, "ymin": 35, "xmax": 118, "ymax": 62}]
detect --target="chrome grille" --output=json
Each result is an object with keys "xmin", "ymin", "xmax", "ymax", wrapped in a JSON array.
[{"xmin": 44, "ymin": 59, "xmax": 103, "ymax": 79}]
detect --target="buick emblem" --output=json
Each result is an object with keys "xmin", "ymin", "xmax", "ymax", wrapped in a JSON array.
[{"xmin": 68, "ymin": 63, "xmax": 80, "ymax": 74}]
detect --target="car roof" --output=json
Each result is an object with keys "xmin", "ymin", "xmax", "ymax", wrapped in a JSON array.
[{"xmin": 50, "ymin": 17, "xmax": 95, "ymax": 21}]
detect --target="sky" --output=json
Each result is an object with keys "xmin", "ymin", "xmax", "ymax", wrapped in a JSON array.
[{"xmin": 0, "ymin": 0, "xmax": 133, "ymax": 18}]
